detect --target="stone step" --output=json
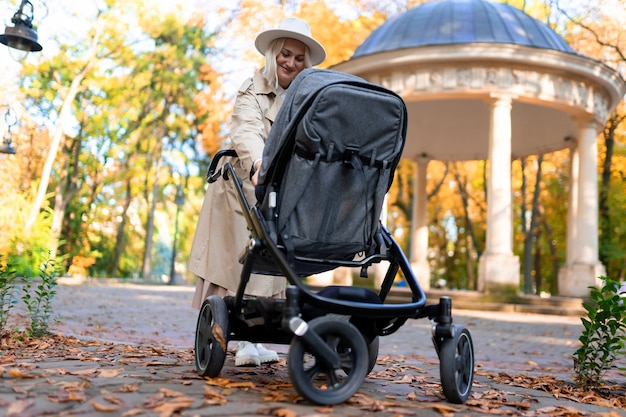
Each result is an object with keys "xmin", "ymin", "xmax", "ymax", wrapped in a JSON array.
[
  {"xmin": 308, "ymin": 285, "xmax": 587, "ymax": 317},
  {"xmin": 392, "ymin": 288, "xmax": 587, "ymax": 316}
]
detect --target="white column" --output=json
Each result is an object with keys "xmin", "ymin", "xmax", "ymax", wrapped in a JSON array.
[
  {"xmin": 558, "ymin": 118, "xmax": 604, "ymax": 297},
  {"xmin": 410, "ymin": 156, "xmax": 430, "ymax": 289},
  {"xmin": 566, "ymin": 143, "xmax": 579, "ymax": 263},
  {"xmin": 478, "ymin": 94, "xmax": 520, "ymax": 294},
  {"xmin": 577, "ymin": 119, "xmax": 600, "ymax": 263},
  {"xmin": 486, "ymin": 97, "xmax": 513, "ymax": 255}
]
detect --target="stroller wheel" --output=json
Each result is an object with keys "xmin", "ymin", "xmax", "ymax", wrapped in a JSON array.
[
  {"xmin": 367, "ymin": 335, "xmax": 380, "ymax": 374},
  {"xmin": 194, "ymin": 295, "xmax": 228, "ymax": 377},
  {"xmin": 439, "ymin": 325, "xmax": 474, "ymax": 403},
  {"xmin": 288, "ymin": 316, "xmax": 368, "ymax": 405}
]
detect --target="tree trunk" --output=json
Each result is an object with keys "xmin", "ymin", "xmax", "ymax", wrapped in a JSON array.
[
  {"xmin": 522, "ymin": 155, "xmax": 543, "ymax": 294},
  {"xmin": 599, "ymin": 114, "xmax": 619, "ymax": 269},
  {"xmin": 540, "ymin": 213, "xmax": 559, "ymax": 295},
  {"xmin": 453, "ymin": 163, "xmax": 482, "ymax": 259},
  {"xmin": 110, "ymin": 178, "xmax": 133, "ymax": 277},
  {"xmin": 24, "ymin": 26, "xmax": 101, "ymax": 236},
  {"xmin": 51, "ymin": 135, "xmax": 82, "ymax": 261},
  {"xmin": 520, "ymin": 157, "xmax": 530, "ymax": 293},
  {"xmin": 141, "ymin": 153, "xmax": 162, "ymax": 281}
]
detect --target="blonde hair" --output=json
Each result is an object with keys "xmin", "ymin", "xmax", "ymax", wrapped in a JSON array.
[{"xmin": 261, "ymin": 38, "xmax": 312, "ymax": 89}]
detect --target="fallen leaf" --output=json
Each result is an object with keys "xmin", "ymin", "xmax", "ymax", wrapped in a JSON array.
[
  {"xmin": 144, "ymin": 392, "xmax": 165, "ymax": 408},
  {"xmin": 90, "ymin": 399, "xmax": 121, "ymax": 412},
  {"xmin": 203, "ymin": 386, "xmax": 228, "ymax": 405},
  {"xmin": 121, "ymin": 409, "xmax": 146, "ymax": 416},
  {"xmin": 314, "ymin": 406, "xmax": 334, "ymax": 413},
  {"xmin": 6, "ymin": 398, "xmax": 36, "ymax": 417},
  {"xmin": 69, "ymin": 368, "xmax": 99, "ymax": 376},
  {"xmin": 159, "ymin": 387, "xmax": 185, "ymax": 397},
  {"xmin": 152, "ymin": 397, "xmax": 195, "ymax": 417},
  {"xmin": 102, "ymin": 395, "xmax": 124, "ymax": 406},
  {"xmin": 98, "ymin": 369, "xmax": 120, "ymax": 378},
  {"xmin": 7, "ymin": 368, "xmax": 38, "ymax": 378},
  {"xmin": 212, "ymin": 323, "xmax": 227, "ymax": 352},
  {"xmin": 47, "ymin": 390, "xmax": 86, "ymax": 403}
]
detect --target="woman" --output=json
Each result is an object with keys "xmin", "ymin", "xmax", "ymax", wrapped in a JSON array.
[{"xmin": 187, "ymin": 17, "xmax": 326, "ymax": 367}]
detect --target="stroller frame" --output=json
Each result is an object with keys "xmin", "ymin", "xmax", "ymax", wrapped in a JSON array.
[
  {"xmin": 194, "ymin": 69, "xmax": 474, "ymax": 405},
  {"xmin": 194, "ymin": 152, "xmax": 475, "ymax": 405}
]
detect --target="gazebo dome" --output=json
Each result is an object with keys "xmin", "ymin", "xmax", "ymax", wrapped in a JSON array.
[
  {"xmin": 333, "ymin": 0, "xmax": 625, "ymax": 162},
  {"xmin": 354, "ymin": 0, "xmax": 575, "ymax": 58}
]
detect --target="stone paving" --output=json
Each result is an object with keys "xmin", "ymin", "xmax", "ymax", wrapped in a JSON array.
[{"xmin": 1, "ymin": 280, "xmax": 625, "ymax": 417}]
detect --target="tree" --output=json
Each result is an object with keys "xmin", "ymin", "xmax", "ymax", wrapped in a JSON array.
[
  {"xmin": 554, "ymin": 0, "xmax": 626, "ymax": 280},
  {"xmin": 15, "ymin": 0, "xmax": 214, "ymax": 278}
]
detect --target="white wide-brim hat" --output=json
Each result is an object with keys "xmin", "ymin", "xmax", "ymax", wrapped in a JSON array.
[{"xmin": 255, "ymin": 17, "xmax": 326, "ymax": 66}]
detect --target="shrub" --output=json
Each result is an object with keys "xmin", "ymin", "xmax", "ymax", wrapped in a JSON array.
[
  {"xmin": 21, "ymin": 254, "xmax": 60, "ymax": 337},
  {"xmin": 0, "ymin": 255, "xmax": 18, "ymax": 334},
  {"xmin": 573, "ymin": 276, "xmax": 626, "ymax": 389}
]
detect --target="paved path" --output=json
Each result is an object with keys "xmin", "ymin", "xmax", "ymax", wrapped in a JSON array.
[
  {"xmin": 1, "ymin": 280, "xmax": 625, "ymax": 417},
  {"xmin": 47, "ymin": 281, "xmax": 584, "ymax": 374}
]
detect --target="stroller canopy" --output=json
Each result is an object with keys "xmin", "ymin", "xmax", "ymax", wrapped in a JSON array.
[{"xmin": 257, "ymin": 68, "xmax": 407, "ymax": 259}]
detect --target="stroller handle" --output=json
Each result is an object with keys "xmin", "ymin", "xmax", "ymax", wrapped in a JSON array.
[{"xmin": 206, "ymin": 149, "xmax": 238, "ymax": 183}]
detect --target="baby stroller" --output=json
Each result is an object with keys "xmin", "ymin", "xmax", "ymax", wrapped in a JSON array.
[{"xmin": 194, "ymin": 68, "xmax": 475, "ymax": 405}]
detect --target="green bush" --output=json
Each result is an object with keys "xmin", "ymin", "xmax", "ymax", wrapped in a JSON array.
[
  {"xmin": 573, "ymin": 276, "xmax": 626, "ymax": 389},
  {"xmin": 21, "ymin": 255, "xmax": 60, "ymax": 337},
  {"xmin": 0, "ymin": 255, "xmax": 18, "ymax": 334}
]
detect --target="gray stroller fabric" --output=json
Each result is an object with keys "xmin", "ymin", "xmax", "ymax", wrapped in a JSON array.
[{"xmin": 257, "ymin": 68, "xmax": 407, "ymax": 259}]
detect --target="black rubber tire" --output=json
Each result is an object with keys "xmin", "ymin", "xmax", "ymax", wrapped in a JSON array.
[
  {"xmin": 439, "ymin": 325, "xmax": 474, "ymax": 403},
  {"xmin": 194, "ymin": 295, "xmax": 229, "ymax": 377},
  {"xmin": 367, "ymin": 336, "xmax": 380, "ymax": 374},
  {"xmin": 288, "ymin": 316, "xmax": 369, "ymax": 405}
]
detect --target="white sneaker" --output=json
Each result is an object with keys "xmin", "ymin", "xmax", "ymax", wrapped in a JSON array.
[
  {"xmin": 235, "ymin": 341, "xmax": 260, "ymax": 367},
  {"xmin": 255, "ymin": 343, "xmax": 279, "ymax": 364}
]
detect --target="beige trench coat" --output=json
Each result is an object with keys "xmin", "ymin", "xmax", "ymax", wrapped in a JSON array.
[{"xmin": 188, "ymin": 70, "xmax": 286, "ymax": 309}]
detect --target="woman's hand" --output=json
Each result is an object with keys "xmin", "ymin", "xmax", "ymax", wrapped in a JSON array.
[{"xmin": 251, "ymin": 159, "xmax": 262, "ymax": 186}]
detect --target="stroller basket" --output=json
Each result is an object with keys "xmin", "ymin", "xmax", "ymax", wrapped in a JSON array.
[{"xmin": 194, "ymin": 68, "xmax": 475, "ymax": 406}]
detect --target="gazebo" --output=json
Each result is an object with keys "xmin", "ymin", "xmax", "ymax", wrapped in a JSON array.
[{"xmin": 332, "ymin": 0, "xmax": 625, "ymax": 297}]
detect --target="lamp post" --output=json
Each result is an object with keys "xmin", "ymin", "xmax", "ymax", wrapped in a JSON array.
[
  {"xmin": 0, "ymin": 106, "xmax": 17, "ymax": 155},
  {"xmin": 168, "ymin": 185, "xmax": 185, "ymax": 285},
  {"xmin": 0, "ymin": 0, "xmax": 43, "ymax": 57}
]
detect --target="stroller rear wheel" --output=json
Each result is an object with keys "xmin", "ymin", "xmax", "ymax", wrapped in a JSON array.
[
  {"xmin": 367, "ymin": 335, "xmax": 379, "ymax": 374},
  {"xmin": 439, "ymin": 325, "xmax": 474, "ymax": 403},
  {"xmin": 288, "ymin": 316, "xmax": 368, "ymax": 405},
  {"xmin": 195, "ymin": 295, "xmax": 229, "ymax": 377}
]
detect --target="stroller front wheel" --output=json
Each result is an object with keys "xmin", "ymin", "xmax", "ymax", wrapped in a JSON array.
[
  {"xmin": 439, "ymin": 325, "xmax": 474, "ymax": 403},
  {"xmin": 195, "ymin": 295, "xmax": 229, "ymax": 377},
  {"xmin": 288, "ymin": 316, "xmax": 368, "ymax": 405}
]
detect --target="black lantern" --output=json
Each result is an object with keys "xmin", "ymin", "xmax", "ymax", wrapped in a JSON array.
[
  {"xmin": 0, "ymin": 0, "xmax": 42, "ymax": 54},
  {"xmin": 0, "ymin": 131, "xmax": 16, "ymax": 155},
  {"xmin": 0, "ymin": 107, "xmax": 16, "ymax": 155}
]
